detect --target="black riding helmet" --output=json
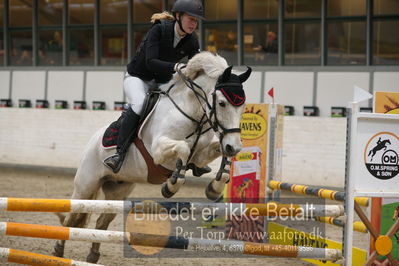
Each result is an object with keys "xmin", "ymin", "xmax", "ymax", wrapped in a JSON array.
[{"xmin": 172, "ymin": 0, "xmax": 205, "ymax": 34}]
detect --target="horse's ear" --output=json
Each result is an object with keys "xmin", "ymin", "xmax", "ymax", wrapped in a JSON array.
[
  {"xmin": 239, "ymin": 67, "xmax": 252, "ymax": 83},
  {"xmin": 219, "ymin": 65, "xmax": 233, "ymax": 83}
]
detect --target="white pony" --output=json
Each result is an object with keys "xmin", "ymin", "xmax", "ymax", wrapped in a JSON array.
[{"xmin": 53, "ymin": 51, "xmax": 251, "ymax": 263}]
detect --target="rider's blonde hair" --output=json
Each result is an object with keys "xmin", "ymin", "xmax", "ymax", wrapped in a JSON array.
[{"xmin": 151, "ymin": 11, "xmax": 174, "ymax": 24}]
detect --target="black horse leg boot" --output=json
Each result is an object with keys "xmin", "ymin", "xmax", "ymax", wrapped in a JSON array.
[
  {"xmin": 103, "ymin": 108, "xmax": 140, "ymax": 173},
  {"xmin": 187, "ymin": 163, "xmax": 212, "ymax": 177}
]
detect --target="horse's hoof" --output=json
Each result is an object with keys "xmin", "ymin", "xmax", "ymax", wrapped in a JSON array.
[
  {"xmin": 205, "ymin": 182, "xmax": 222, "ymax": 201},
  {"xmin": 86, "ymin": 251, "xmax": 100, "ymax": 264},
  {"xmin": 52, "ymin": 243, "xmax": 64, "ymax": 258},
  {"xmin": 161, "ymin": 182, "xmax": 175, "ymax": 198}
]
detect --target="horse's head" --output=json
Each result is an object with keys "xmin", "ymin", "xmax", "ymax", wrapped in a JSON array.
[
  {"xmin": 179, "ymin": 52, "xmax": 251, "ymax": 157},
  {"xmin": 211, "ymin": 65, "xmax": 251, "ymax": 157}
]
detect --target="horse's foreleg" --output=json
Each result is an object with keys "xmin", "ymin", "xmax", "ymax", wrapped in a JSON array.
[
  {"xmin": 152, "ymin": 137, "xmax": 191, "ymax": 198},
  {"xmin": 190, "ymin": 140, "xmax": 222, "ymax": 168},
  {"xmin": 162, "ymin": 158, "xmax": 187, "ymax": 198},
  {"xmin": 190, "ymin": 140, "xmax": 227, "ymax": 201},
  {"xmin": 205, "ymin": 156, "xmax": 231, "ymax": 201},
  {"xmin": 86, "ymin": 181, "xmax": 135, "ymax": 263}
]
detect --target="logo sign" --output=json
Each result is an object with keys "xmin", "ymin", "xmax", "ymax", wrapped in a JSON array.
[
  {"xmin": 240, "ymin": 113, "xmax": 267, "ymax": 140},
  {"xmin": 364, "ymin": 132, "xmax": 399, "ymax": 180},
  {"xmin": 236, "ymin": 152, "xmax": 255, "ymax": 161}
]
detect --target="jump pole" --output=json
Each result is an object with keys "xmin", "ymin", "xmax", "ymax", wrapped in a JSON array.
[
  {"xmin": 0, "ymin": 222, "xmax": 125, "ymax": 243},
  {"xmin": 0, "ymin": 247, "xmax": 102, "ymax": 266},
  {"xmin": 268, "ymin": 180, "xmax": 369, "ymax": 207},
  {"xmin": 0, "ymin": 198, "xmax": 344, "ymax": 217},
  {"xmin": 313, "ymin": 217, "xmax": 367, "ymax": 233},
  {"xmin": 0, "ymin": 222, "xmax": 342, "ymax": 261}
]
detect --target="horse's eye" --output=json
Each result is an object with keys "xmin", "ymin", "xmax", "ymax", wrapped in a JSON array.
[{"xmin": 219, "ymin": 101, "xmax": 226, "ymax": 107}]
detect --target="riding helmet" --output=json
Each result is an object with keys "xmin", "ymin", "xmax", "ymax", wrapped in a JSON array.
[{"xmin": 172, "ymin": 0, "xmax": 205, "ymax": 20}]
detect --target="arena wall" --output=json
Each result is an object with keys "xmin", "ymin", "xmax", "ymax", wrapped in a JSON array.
[
  {"xmin": 0, "ymin": 108, "xmax": 346, "ymax": 188},
  {"xmin": 1, "ymin": 70, "xmax": 398, "ymax": 116}
]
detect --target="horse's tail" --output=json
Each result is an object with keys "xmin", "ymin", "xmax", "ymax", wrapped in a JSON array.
[{"xmin": 150, "ymin": 11, "xmax": 174, "ymax": 24}]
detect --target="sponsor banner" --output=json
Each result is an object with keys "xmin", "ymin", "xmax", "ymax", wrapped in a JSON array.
[
  {"xmin": 364, "ymin": 132, "xmax": 399, "ymax": 180},
  {"xmin": 372, "ymin": 91, "xmax": 399, "ymax": 261},
  {"xmin": 268, "ymin": 222, "xmax": 367, "ymax": 266},
  {"xmin": 354, "ymin": 115, "xmax": 399, "ymax": 194},
  {"xmin": 225, "ymin": 104, "xmax": 284, "ymax": 243},
  {"xmin": 374, "ymin": 91, "xmax": 399, "ymax": 114},
  {"xmin": 227, "ymin": 103, "xmax": 270, "ymax": 201}
]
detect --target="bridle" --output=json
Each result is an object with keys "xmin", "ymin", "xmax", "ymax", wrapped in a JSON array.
[{"xmin": 160, "ymin": 68, "xmax": 243, "ymax": 162}]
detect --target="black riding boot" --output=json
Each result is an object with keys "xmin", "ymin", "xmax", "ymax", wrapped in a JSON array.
[{"xmin": 103, "ymin": 108, "xmax": 140, "ymax": 173}]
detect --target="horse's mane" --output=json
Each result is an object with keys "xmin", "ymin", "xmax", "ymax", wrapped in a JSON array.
[
  {"xmin": 161, "ymin": 52, "xmax": 228, "ymax": 92},
  {"xmin": 184, "ymin": 51, "xmax": 228, "ymax": 80}
]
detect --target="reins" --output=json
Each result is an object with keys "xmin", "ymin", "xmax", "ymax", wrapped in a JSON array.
[{"xmin": 159, "ymin": 68, "xmax": 242, "ymax": 164}]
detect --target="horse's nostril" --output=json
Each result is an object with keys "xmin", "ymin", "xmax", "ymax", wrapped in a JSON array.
[{"xmin": 226, "ymin": 144, "xmax": 234, "ymax": 154}]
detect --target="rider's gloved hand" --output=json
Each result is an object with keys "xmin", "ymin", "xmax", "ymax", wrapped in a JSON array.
[{"xmin": 174, "ymin": 62, "xmax": 186, "ymax": 72}]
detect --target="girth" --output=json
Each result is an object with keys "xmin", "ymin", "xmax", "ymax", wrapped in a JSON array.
[{"xmin": 133, "ymin": 138, "xmax": 173, "ymax": 184}]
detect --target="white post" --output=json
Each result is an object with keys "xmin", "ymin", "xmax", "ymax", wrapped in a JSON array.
[
  {"xmin": 343, "ymin": 102, "xmax": 358, "ymax": 266},
  {"xmin": 266, "ymin": 103, "xmax": 277, "ymax": 198}
]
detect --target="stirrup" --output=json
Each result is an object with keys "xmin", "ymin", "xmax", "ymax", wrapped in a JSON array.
[{"xmin": 103, "ymin": 153, "xmax": 125, "ymax": 173}]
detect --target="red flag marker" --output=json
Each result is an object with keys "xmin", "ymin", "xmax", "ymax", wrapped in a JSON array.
[{"xmin": 268, "ymin": 87, "xmax": 274, "ymax": 104}]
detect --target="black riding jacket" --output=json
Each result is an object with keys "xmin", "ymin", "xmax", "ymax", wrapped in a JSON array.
[{"xmin": 127, "ymin": 19, "xmax": 200, "ymax": 84}]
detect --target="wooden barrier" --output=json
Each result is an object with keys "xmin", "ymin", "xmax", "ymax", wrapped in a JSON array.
[
  {"xmin": 0, "ymin": 247, "xmax": 102, "ymax": 266},
  {"xmin": 0, "ymin": 198, "xmax": 345, "ymax": 217},
  {"xmin": 268, "ymin": 180, "xmax": 369, "ymax": 207}
]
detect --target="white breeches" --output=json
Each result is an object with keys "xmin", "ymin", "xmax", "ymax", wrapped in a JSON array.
[{"xmin": 124, "ymin": 74, "xmax": 156, "ymax": 115}]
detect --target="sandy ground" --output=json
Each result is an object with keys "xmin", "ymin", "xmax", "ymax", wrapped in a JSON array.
[{"xmin": 0, "ymin": 165, "xmax": 369, "ymax": 266}]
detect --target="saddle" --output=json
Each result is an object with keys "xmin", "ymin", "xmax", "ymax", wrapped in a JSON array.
[{"xmin": 102, "ymin": 89, "xmax": 173, "ymax": 184}]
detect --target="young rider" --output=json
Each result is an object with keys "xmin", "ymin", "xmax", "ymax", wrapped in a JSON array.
[{"xmin": 104, "ymin": 0, "xmax": 208, "ymax": 174}]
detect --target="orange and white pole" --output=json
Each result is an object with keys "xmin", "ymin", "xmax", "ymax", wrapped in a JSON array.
[
  {"xmin": 0, "ymin": 198, "xmax": 344, "ymax": 217},
  {"xmin": 0, "ymin": 222, "xmax": 125, "ymax": 243},
  {"xmin": 0, "ymin": 222, "xmax": 342, "ymax": 261},
  {"xmin": 0, "ymin": 247, "xmax": 102, "ymax": 266}
]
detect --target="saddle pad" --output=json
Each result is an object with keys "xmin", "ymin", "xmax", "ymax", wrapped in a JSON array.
[
  {"xmin": 102, "ymin": 118, "xmax": 121, "ymax": 149},
  {"xmin": 101, "ymin": 92, "xmax": 161, "ymax": 149}
]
